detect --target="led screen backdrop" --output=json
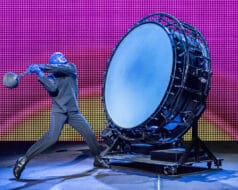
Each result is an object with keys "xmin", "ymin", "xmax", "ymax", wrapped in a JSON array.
[{"xmin": 0, "ymin": 0, "xmax": 237, "ymax": 141}]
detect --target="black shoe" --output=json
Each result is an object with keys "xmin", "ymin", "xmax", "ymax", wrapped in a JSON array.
[
  {"xmin": 13, "ymin": 156, "xmax": 28, "ymax": 179},
  {"xmin": 93, "ymin": 156, "xmax": 110, "ymax": 168}
]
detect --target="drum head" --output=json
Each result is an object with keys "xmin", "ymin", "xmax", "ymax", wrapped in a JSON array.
[{"xmin": 104, "ymin": 23, "xmax": 173, "ymax": 129}]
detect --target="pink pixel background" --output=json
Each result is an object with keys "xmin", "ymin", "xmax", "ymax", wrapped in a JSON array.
[{"xmin": 0, "ymin": 0, "xmax": 237, "ymax": 140}]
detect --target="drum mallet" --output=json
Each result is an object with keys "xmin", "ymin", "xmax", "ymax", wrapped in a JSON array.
[{"xmin": 3, "ymin": 70, "xmax": 29, "ymax": 89}]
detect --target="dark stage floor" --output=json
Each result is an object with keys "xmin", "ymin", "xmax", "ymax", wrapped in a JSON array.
[{"xmin": 0, "ymin": 142, "xmax": 238, "ymax": 190}]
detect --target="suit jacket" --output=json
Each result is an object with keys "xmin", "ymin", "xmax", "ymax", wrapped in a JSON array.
[{"xmin": 38, "ymin": 62, "xmax": 80, "ymax": 113}]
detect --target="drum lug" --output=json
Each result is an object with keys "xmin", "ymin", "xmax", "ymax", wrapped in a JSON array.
[
  {"xmin": 171, "ymin": 75, "xmax": 181, "ymax": 80},
  {"xmin": 178, "ymin": 52, "xmax": 185, "ymax": 57},
  {"xmin": 168, "ymin": 92, "xmax": 175, "ymax": 96},
  {"xmin": 187, "ymin": 65, "xmax": 210, "ymax": 78}
]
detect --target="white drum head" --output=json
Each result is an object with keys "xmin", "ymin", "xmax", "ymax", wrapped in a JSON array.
[{"xmin": 104, "ymin": 23, "xmax": 173, "ymax": 129}]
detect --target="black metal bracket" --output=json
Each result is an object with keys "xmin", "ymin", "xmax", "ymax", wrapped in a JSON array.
[{"xmin": 178, "ymin": 119, "xmax": 222, "ymax": 167}]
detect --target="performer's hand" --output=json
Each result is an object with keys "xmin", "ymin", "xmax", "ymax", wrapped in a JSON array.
[
  {"xmin": 27, "ymin": 64, "xmax": 44, "ymax": 77},
  {"xmin": 27, "ymin": 64, "xmax": 39, "ymax": 73}
]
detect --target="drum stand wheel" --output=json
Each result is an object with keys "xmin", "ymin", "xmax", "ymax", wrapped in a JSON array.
[{"xmin": 163, "ymin": 165, "xmax": 178, "ymax": 175}]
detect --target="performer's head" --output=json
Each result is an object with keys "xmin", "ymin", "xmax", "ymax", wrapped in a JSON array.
[{"xmin": 49, "ymin": 52, "xmax": 67, "ymax": 64}]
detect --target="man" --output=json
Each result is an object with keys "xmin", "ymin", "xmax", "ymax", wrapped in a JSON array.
[{"xmin": 13, "ymin": 52, "xmax": 109, "ymax": 180}]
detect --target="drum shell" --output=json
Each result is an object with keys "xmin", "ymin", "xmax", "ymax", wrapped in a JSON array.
[{"xmin": 102, "ymin": 13, "xmax": 211, "ymax": 140}]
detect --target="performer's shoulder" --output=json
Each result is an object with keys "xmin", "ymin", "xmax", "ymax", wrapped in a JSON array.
[
  {"xmin": 68, "ymin": 62, "xmax": 78, "ymax": 70},
  {"xmin": 67, "ymin": 62, "xmax": 75, "ymax": 65}
]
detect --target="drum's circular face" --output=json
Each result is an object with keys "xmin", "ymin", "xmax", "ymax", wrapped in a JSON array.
[{"xmin": 104, "ymin": 23, "xmax": 173, "ymax": 129}]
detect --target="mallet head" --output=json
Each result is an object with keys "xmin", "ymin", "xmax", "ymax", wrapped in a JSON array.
[{"xmin": 3, "ymin": 72, "xmax": 19, "ymax": 89}]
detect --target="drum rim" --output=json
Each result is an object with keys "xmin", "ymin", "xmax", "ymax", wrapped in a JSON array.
[{"xmin": 102, "ymin": 21, "xmax": 176, "ymax": 129}]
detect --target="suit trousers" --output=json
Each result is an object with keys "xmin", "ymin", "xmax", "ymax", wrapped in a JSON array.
[{"xmin": 25, "ymin": 111, "xmax": 101, "ymax": 160}]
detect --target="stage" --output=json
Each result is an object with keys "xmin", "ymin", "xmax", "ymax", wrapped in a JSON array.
[{"xmin": 0, "ymin": 142, "xmax": 238, "ymax": 190}]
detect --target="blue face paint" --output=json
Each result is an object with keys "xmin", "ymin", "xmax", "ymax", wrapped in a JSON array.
[{"xmin": 49, "ymin": 52, "xmax": 67, "ymax": 65}]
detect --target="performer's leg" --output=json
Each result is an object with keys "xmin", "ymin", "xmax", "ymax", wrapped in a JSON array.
[
  {"xmin": 13, "ymin": 112, "xmax": 67, "ymax": 179},
  {"xmin": 68, "ymin": 111, "xmax": 110, "ymax": 168},
  {"xmin": 68, "ymin": 111, "xmax": 100, "ymax": 155},
  {"xmin": 25, "ymin": 112, "xmax": 67, "ymax": 159}
]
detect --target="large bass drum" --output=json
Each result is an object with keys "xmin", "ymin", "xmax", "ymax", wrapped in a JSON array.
[{"xmin": 102, "ymin": 13, "xmax": 211, "ymax": 144}]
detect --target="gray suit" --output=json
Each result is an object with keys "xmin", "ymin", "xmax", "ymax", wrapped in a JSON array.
[{"xmin": 25, "ymin": 62, "xmax": 100, "ymax": 159}]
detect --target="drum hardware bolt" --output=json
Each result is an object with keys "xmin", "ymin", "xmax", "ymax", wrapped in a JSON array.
[
  {"xmin": 192, "ymin": 99, "xmax": 199, "ymax": 103},
  {"xmin": 178, "ymin": 68, "xmax": 183, "ymax": 73},
  {"xmin": 169, "ymin": 92, "xmax": 175, "ymax": 96},
  {"xmin": 171, "ymin": 75, "xmax": 180, "ymax": 80},
  {"xmin": 199, "ymin": 77, "xmax": 207, "ymax": 83},
  {"xmin": 174, "ymin": 85, "xmax": 181, "ymax": 88},
  {"xmin": 178, "ymin": 52, "xmax": 185, "ymax": 57}
]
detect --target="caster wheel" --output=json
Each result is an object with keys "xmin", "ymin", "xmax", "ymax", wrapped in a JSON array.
[
  {"xmin": 163, "ymin": 166, "xmax": 177, "ymax": 175},
  {"xmin": 207, "ymin": 161, "xmax": 212, "ymax": 169},
  {"xmin": 214, "ymin": 159, "xmax": 222, "ymax": 168}
]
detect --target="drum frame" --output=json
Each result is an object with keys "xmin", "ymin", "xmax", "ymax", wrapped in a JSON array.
[
  {"xmin": 102, "ymin": 12, "xmax": 211, "ymax": 143},
  {"xmin": 101, "ymin": 13, "xmax": 221, "ymax": 175}
]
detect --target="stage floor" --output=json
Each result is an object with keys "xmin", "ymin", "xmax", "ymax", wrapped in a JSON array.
[{"xmin": 0, "ymin": 142, "xmax": 238, "ymax": 190}]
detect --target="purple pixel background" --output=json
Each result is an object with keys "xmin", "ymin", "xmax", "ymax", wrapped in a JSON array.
[{"xmin": 0, "ymin": 0, "xmax": 237, "ymax": 141}]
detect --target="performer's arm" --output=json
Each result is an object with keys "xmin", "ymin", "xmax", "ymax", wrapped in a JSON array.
[
  {"xmin": 38, "ymin": 75, "xmax": 58, "ymax": 95},
  {"xmin": 38, "ymin": 63, "xmax": 77, "ymax": 78},
  {"xmin": 27, "ymin": 64, "xmax": 58, "ymax": 95}
]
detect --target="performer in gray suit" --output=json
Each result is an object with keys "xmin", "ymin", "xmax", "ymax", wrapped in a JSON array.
[{"xmin": 13, "ymin": 52, "xmax": 109, "ymax": 180}]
